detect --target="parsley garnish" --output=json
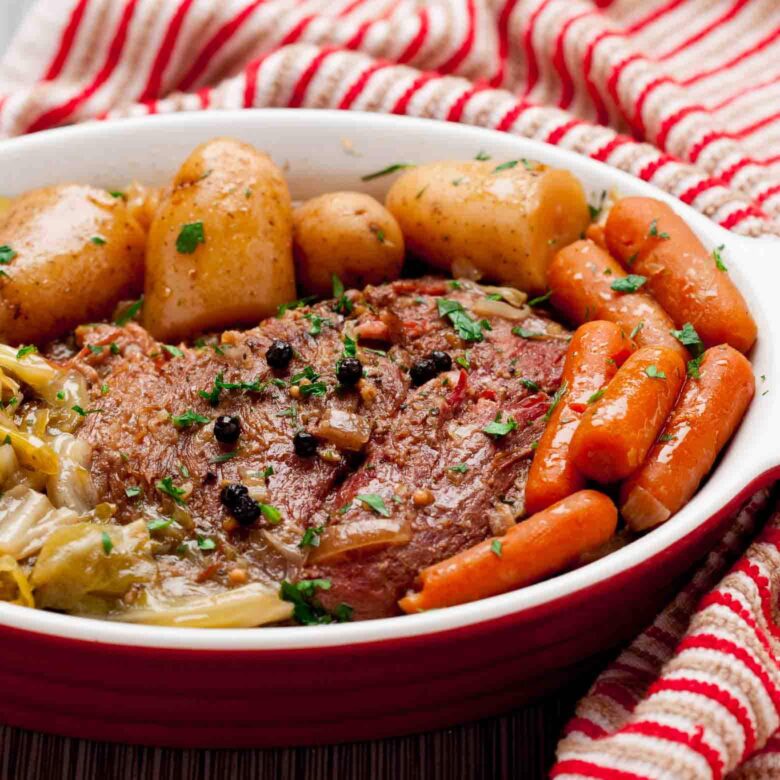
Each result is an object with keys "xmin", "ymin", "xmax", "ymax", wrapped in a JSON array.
[
  {"xmin": 648, "ymin": 219, "xmax": 670, "ymax": 240},
  {"xmin": 209, "ymin": 451, "xmax": 238, "ymax": 464},
  {"xmin": 356, "ymin": 493, "xmax": 391, "ymax": 517},
  {"xmin": 332, "ymin": 274, "xmax": 353, "ymax": 315},
  {"xmin": 483, "ymin": 412, "xmax": 518, "ymax": 437},
  {"xmin": 512, "ymin": 326, "xmax": 543, "ymax": 339},
  {"xmin": 114, "ymin": 296, "xmax": 143, "ymax": 326},
  {"xmin": 659, "ymin": 433, "xmax": 677, "ymax": 442},
  {"xmin": 101, "ymin": 532, "xmax": 113, "ymax": 555},
  {"xmin": 449, "ymin": 464, "xmax": 469, "ymax": 474},
  {"xmin": 588, "ymin": 191, "xmax": 607, "ymax": 221},
  {"xmin": 491, "ymin": 539, "xmax": 503, "ymax": 558},
  {"xmin": 455, "ymin": 354, "xmax": 470, "ymax": 370},
  {"xmin": 415, "ymin": 185, "xmax": 428, "ymax": 199},
  {"xmin": 0, "ymin": 245, "xmax": 17, "ymax": 265},
  {"xmin": 56, "ymin": 390, "xmax": 65, "ymax": 401},
  {"xmin": 71, "ymin": 405, "xmax": 102, "ymax": 416},
  {"xmin": 162, "ymin": 344, "xmax": 184, "ymax": 358},
  {"xmin": 544, "ymin": 380, "xmax": 569, "ymax": 422},
  {"xmin": 437, "ymin": 298, "xmax": 489, "ymax": 342},
  {"xmin": 100, "ymin": 383, "xmax": 109, "ymax": 395},
  {"xmin": 176, "ymin": 221, "xmax": 205, "ymax": 254},
  {"xmin": 87, "ymin": 344, "xmax": 104, "ymax": 355},
  {"xmin": 16, "ymin": 345, "xmax": 37, "ymax": 359},
  {"xmin": 492, "ymin": 159, "xmax": 531, "ymax": 173},
  {"xmin": 171, "ymin": 409, "xmax": 209, "ymax": 428},
  {"xmin": 361, "ymin": 163, "xmax": 415, "ymax": 181},
  {"xmin": 90, "ymin": 235, "xmax": 107, "ymax": 246},
  {"xmin": 108, "ymin": 190, "xmax": 126, "ymax": 199},
  {"xmin": 712, "ymin": 244, "xmax": 728, "ymax": 272},
  {"xmin": 475, "ymin": 150, "xmax": 491, "ymax": 161},
  {"xmin": 305, "ymin": 313, "xmax": 331, "ymax": 336},
  {"xmin": 645, "ymin": 364, "xmax": 666, "ymax": 380},
  {"xmin": 125, "ymin": 486, "xmax": 142, "ymax": 499},
  {"xmin": 687, "ymin": 355, "xmax": 704, "ymax": 379},
  {"xmin": 156, "ymin": 476, "xmax": 187, "ymax": 506},
  {"xmin": 258, "ymin": 504, "xmax": 282, "ymax": 525},
  {"xmin": 587, "ymin": 388, "xmax": 605, "ymax": 404},
  {"xmin": 630, "ymin": 321, "xmax": 644, "ymax": 339},
  {"xmin": 277, "ymin": 295, "xmax": 316, "ymax": 318},
  {"xmin": 520, "ymin": 378, "xmax": 539, "ymax": 392},
  {"xmin": 611, "ymin": 274, "xmax": 647, "ymax": 293},
  {"xmin": 199, "ymin": 372, "xmax": 265, "ymax": 406},
  {"xmin": 299, "ymin": 525, "xmax": 324, "ymax": 549},
  {"xmin": 110, "ymin": 342, "xmax": 120, "ymax": 355},
  {"xmin": 147, "ymin": 517, "xmax": 173, "ymax": 532},
  {"xmin": 197, "ymin": 536, "xmax": 216, "ymax": 551},
  {"xmin": 343, "ymin": 333, "xmax": 357, "ymax": 358},
  {"xmin": 280, "ymin": 579, "xmax": 335, "ymax": 625},
  {"xmin": 370, "ymin": 224, "xmax": 385, "ymax": 243},
  {"xmin": 527, "ymin": 290, "xmax": 553, "ymax": 307},
  {"xmin": 300, "ymin": 381, "xmax": 327, "ymax": 397},
  {"xmin": 670, "ymin": 322, "xmax": 704, "ymax": 356}
]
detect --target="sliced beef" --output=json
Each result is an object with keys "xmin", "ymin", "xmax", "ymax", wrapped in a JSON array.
[{"xmin": 61, "ymin": 278, "xmax": 568, "ymax": 616}]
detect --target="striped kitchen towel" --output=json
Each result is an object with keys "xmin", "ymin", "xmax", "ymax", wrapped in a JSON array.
[{"xmin": 1, "ymin": 2, "xmax": 780, "ymax": 777}]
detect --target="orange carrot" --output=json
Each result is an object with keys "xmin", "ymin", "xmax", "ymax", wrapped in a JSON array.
[
  {"xmin": 604, "ymin": 197, "xmax": 757, "ymax": 353},
  {"xmin": 585, "ymin": 222, "xmax": 607, "ymax": 250},
  {"xmin": 620, "ymin": 344, "xmax": 755, "ymax": 531},
  {"xmin": 548, "ymin": 240, "xmax": 687, "ymax": 359},
  {"xmin": 570, "ymin": 345, "xmax": 685, "ymax": 483},
  {"xmin": 399, "ymin": 490, "xmax": 617, "ymax": 612},
  {"xmin": 525, "ymin": 321, "xmax": 634, "ymax": 514}
]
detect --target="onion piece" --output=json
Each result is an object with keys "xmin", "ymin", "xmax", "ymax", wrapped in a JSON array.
[
  {"xmin": 471, "ymin": 297, "xmax": 531, "ymax": 321},
  {"xmin": 475, "ymin": 284, "xmax": 527, "ymax": 308},
  {"xmin": 314, "ymin": 409, "xmax": 371, "ymax": 452},
  {"xmin": 308, "ymin": 518, "xmax": 412, "ymax": 564}
]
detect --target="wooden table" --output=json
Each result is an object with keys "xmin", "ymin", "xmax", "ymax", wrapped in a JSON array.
[{"xmin": 0, "ymin": 681, "xmax": 589, "ymax": 779}]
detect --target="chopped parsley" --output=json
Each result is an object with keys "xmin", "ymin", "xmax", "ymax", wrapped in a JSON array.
[
  {"xmin": 455, "ymin": 354, "xmax": 470, "ymax": 370},
  {"xmin": 356, "ymin": 493, "xmax": 391, "ymax": 517},
  {"xmin": 630, "ymin": 321, "xmax": 644, "ymax": 339},
  {"xmin": 56, "ymin": 390, "xmax": 65, "ymax": 401},
  {"xmin": 449, "ymin": 463, "xmax": 469, "ymax": 474},
  {"xmin": 199, "ymin": 372, "xmax": 265, "ymax": 406},
  {"xmin": 483, "ymin": 412, "xmax": 517, "ymax": 437},
  {"xmin": 491, "ymin": 539, "xmax": 503, "ymax": 558},
  {"xmin": 712, "ymin": 244, "xmax": 728, "ymax": 272},
  {"xmin": 114, "ymin": 296, "xmax": 143, "ymax": 326},
  {"xmin": 147, "ymin": 517, "xmax": 173, "ymax": 532},
  {"xmin": 171, "ymin": 409, "xmax": 209, "ymax": 428},
  {"xmin": 179, "ymin": 463, "xmax": 190, "ymax": 478},
  {"xmin": 687, "ymin": 355, "xmax": 704, "ymax": 379},
  {"xmin": 512, "ymin": 326, "xmax": 543, "ymax": 339},
  {"xmin": 71, "ymin": 405, "xmax": 102, "ymax": 416},
  {"xmin": 544, "ymin": 380, "xmax": 569, "ymax": 422},
  {"xmin": 88, "ymin": 344, "xmax": 104, "ymax": 355},
  {"xmin": 299, "ymin": 525, "xmax": 324, "ymax": 549},
  {"xmin": 277, "ymin": 295, "xmax": 316, "ymax": 318},
  {"xmin": 280, "ymin": 578, "xmax": 338, "ymax": 625},
  {"xmin": 626, "ymin": 252, "xmax": 638, "ymax": 266},
  {"xmin": 16, "ymin": 345, "xmax": 37, "ymax": 359},
  {"xmin": 156, "ymin": 476, "xmax": 187, "ymax": 506},
  {"xmin": 209, "ymin": 451, "xmax": 238, "ymax": 464},
  {"xmin": 520, "ymin": 378, "xmax": 540, "ymax": 392},
  {"xmin": 415, "ymin": 185, "xmax": 429, "ymax": 200},
  {"xmin": 162, "ymin": 344, "xmax": 184, "ymax": 358},
  {"xmin": 343, "ymin": 333, "xmax": 357, "ymax": 358},
  {"xmin": 110, "ymin": 342, "xmax": 120, "ymax": 355},
  {"xmin": 645, "ymin": 364, "xmax": 666, "ymax": 380},
  {"xmin": 670, "ymin": 322, "xmax": 704, "ymax": 356},
  {"xmin": 101, "ymin": 532, "xmax": 113, "ymax": 555},
  {"xmin": 587, "ymin": 388, "xmax": 605, "ymax": 404},
  {"xmin": 492, "ymin": 159, "xmax": 532, "ymax": 173},
  {"xmin": 90, "ymin": 235, "xmax": 107, "ymax": 246},
  {"xmin": 176, "ymin": 221, "xmax": 205, "ymax": 254},
  {"xmin": 332, "ymin": 274, "xmax": 353, "ymax": 316},
  {"xmin": 0, "ymin": 245, "xmax": 17, "ymax": 265},
  {"xmin": 475, "ymin": 150, "xmax": 491, "ymax": 161},
  {"xmin": 437, "ymin": 298, "xmax": 490, "ymax": 342},
  {"xmin": 305, "ymin": 313, "xmax": 331, "ymax": 336},
  {"xmin": 611, "ymin": 274, "xmax": 647, "ymax": 293},
  {"xmin": 300, "ymin": 381, "xmax": 327, "ymax": 398},
  {"xmin": 370, "ymin": 224, "xmax": 386, "ymax": 242},
  {"xmin": 197, "ymin": 536, "xmax": 216, "ymax": 551},
  {"xmin": 361, "ymin": 163, "xmax": 415, "ymax": 181},
  {"xmin": 659, "ymin": 433, "xmax": 677, "ymax": 442},
  {"xmin": 125, "ymin": 486, "xmax": 143, "ymax": 499},
  {"xmin": 588, "ymin": 190, "xmax": 607, "ymax": 221},
  {"xmin": 648, "ymin": 219, "xmax": 670, "ymax": 240},
  {"xmin": 108, "ymin": 190, "xmax": 126, "ymax": 199},
  {"xmin": 527, "ymin": 290, "xmax": 553, "ymax": 307}
]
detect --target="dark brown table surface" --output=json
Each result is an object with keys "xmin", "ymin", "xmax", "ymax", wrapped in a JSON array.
[{"xmin": 1, "ymin": 679, "xmax": 590, "ymax": 780}]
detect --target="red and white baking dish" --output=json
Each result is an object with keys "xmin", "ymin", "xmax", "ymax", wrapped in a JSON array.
[{"xmin": 0, "ymin": 110, "xmax": 777, "ymax": 748}]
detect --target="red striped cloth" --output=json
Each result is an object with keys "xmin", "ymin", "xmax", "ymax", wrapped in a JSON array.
[{"xmin": 1, "ymin": 2, "xmax": 780, "ymax": 777}]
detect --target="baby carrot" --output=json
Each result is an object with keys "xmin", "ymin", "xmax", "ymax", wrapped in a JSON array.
[
  {"xmin": 399, "ymin": 490, "xmax": 617, "ymax": 612},
  {"xmin": 548, "ymin": 240, "xmax": 687, "ymax": 359},
  {"xmin": 620, "ymin": 344, "xmax": 755, "ymax": 531},
  {"xmin": 604, "ymin": 197, "xmax": 756, "ymax": 353},
  {"xmin": 525, "ymin": 321, "xmax": 634, "ymax": 514},
  {"xmin": 570, "ymin": 345, "xmax": 685, "ymax": 483}
]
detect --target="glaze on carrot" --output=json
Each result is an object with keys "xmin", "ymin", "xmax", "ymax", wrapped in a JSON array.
[
  {"xmin": 548, "ymin": 240, "xmax": 687, "ymax": 359},
  {"xmin": 525, "ymin": 321, "xmax": 634, "ymax": 514},
  {"xmin": 399, "ymin": 490, "xmax": 617, "ymax": 612},
  {"xmin": 620, "ymin": 344, "xmax": 755, "ymax": 531},
  {"xmin": 604, "ymin": 197, "xmax": 757, "ymax": 354},
  {"xmin": 570, "ymin": 345, "xmax": 685, "ymax": 483}
]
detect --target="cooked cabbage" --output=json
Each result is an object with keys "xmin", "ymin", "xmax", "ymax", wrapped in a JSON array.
[
  {"xmin": 117, "ymin": 583, "xmax": 293, "ymax": 628},
  {"xmin": 0, "ymin": 554, "xmax": 34, "ymax": 607},
  {"xmin": 31, "ymin": 520, "xmax": 154, "ymax": 612},
  {"xmin": 47, "ymin": 434, "xmax": 96, "ymax": 513}
]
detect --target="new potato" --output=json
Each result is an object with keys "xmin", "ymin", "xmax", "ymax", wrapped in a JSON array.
[
  {"xmin": 0, "ymin": 185, "xmax": 145, "ymax": 345},
  {"xmin": 143, "ymin": 138, "xmax": 295, "ymax": 341},
  {"xmin": 293, "ymin": 192, "xmax": 404, "ymax": 296},
  {"xmin": 385, "ymin": 160, "xmax": 590, "ymax": 293}
]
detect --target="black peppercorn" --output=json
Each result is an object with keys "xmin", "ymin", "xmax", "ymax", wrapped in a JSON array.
[
  {"xmin": 214, "ymin": 415, "xmax": 241, "ymax": 444},
  {"xmin": 220, "ymin": 482, "xmax": 248, "ymax": 510},
  {"xmin": 337, "ymin": 357, "xmax": 363, "ymax": 386},
  {"xmin": 231, "ymin": 494, "xmax": 262, "ymax": 527},
  {"xmin": 429, "ymin": 350, "xmax": 452, "ymax": 373},
  {"xmin": 266, "ymin": 339, "xmax": 293, "ymax": 369},
  {"xmin": 293, "ymin": 430, "xmax": 318, "ymax": 456},
  {"xmin": 409, "ymin": 357, "xmax": 437, "ymax": 387}
]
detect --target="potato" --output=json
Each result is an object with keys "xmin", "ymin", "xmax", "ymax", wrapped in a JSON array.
[
  {"xmin": 293, "ymin": 192, "xmax": 404, "ymax": 296},
  {"xmin": 143, "ymin": 137, "xmax": 295, "ymax": 341},
  {"xmin": 0, "ymin": 185, "xmax": 145, "ymax": 345},
  {"xmin": 385, "ymin": 160, "xmax": 590, "ymax": 293}
]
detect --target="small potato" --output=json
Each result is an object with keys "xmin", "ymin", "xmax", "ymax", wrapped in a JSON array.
[
  {"xmin": 293, "ymin": 192, "xmax": 404, "ymax": 296},
  {"xmin": 0, "ymin": 185, "xmax": 145, "ymax": 345},
  {"xmin": 386, "ymin": 160, "xmax": 589, "ymax": 293},
  {"xmin": 143, "ymin": 137, "xmax": 295, "ymax": 341}
]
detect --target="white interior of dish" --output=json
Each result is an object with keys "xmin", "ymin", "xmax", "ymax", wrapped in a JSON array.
[{"xmin": 0, "ymin": 109, "xmax": 778, "ymax": 650}]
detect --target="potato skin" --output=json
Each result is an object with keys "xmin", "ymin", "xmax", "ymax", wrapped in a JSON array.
[
  {"xmin": 0, "ymin": 185, "xmax": 145, "ymax": 345},
  {"xmin": 143, "ymin": 137, "xmax": 295, "ymax": 341},
  {"xmin": 293, "ymin": 192, "xmax": 404, "ymax": 296},
  {"xmin": 385, "ymin": 160, "xmax": 589, "ymax": 293}
]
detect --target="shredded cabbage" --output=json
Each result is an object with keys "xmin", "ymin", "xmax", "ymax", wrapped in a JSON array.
[{"xmin": 47, "ymin": 434, "xmax": 96, "ymax": 513}]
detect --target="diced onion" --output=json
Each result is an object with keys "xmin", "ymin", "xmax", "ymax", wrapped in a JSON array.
[
  {"xmin": 314, "ymin": 409, "xmax": 371, "ymax": 451},
  {"xmin": 116, "ymin": 584, "xmax": 293, "ymax": 628},
  {"xmin": 475, "ymin": 284, "xmax": 527, "ymax": 308},
  {"xmin": 307, "ymin": 518, "xmax": 412, "ymax": 564},
  {"xmin": 621, "ymin": 486, "xmax": 671, "ymax": 532}
]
